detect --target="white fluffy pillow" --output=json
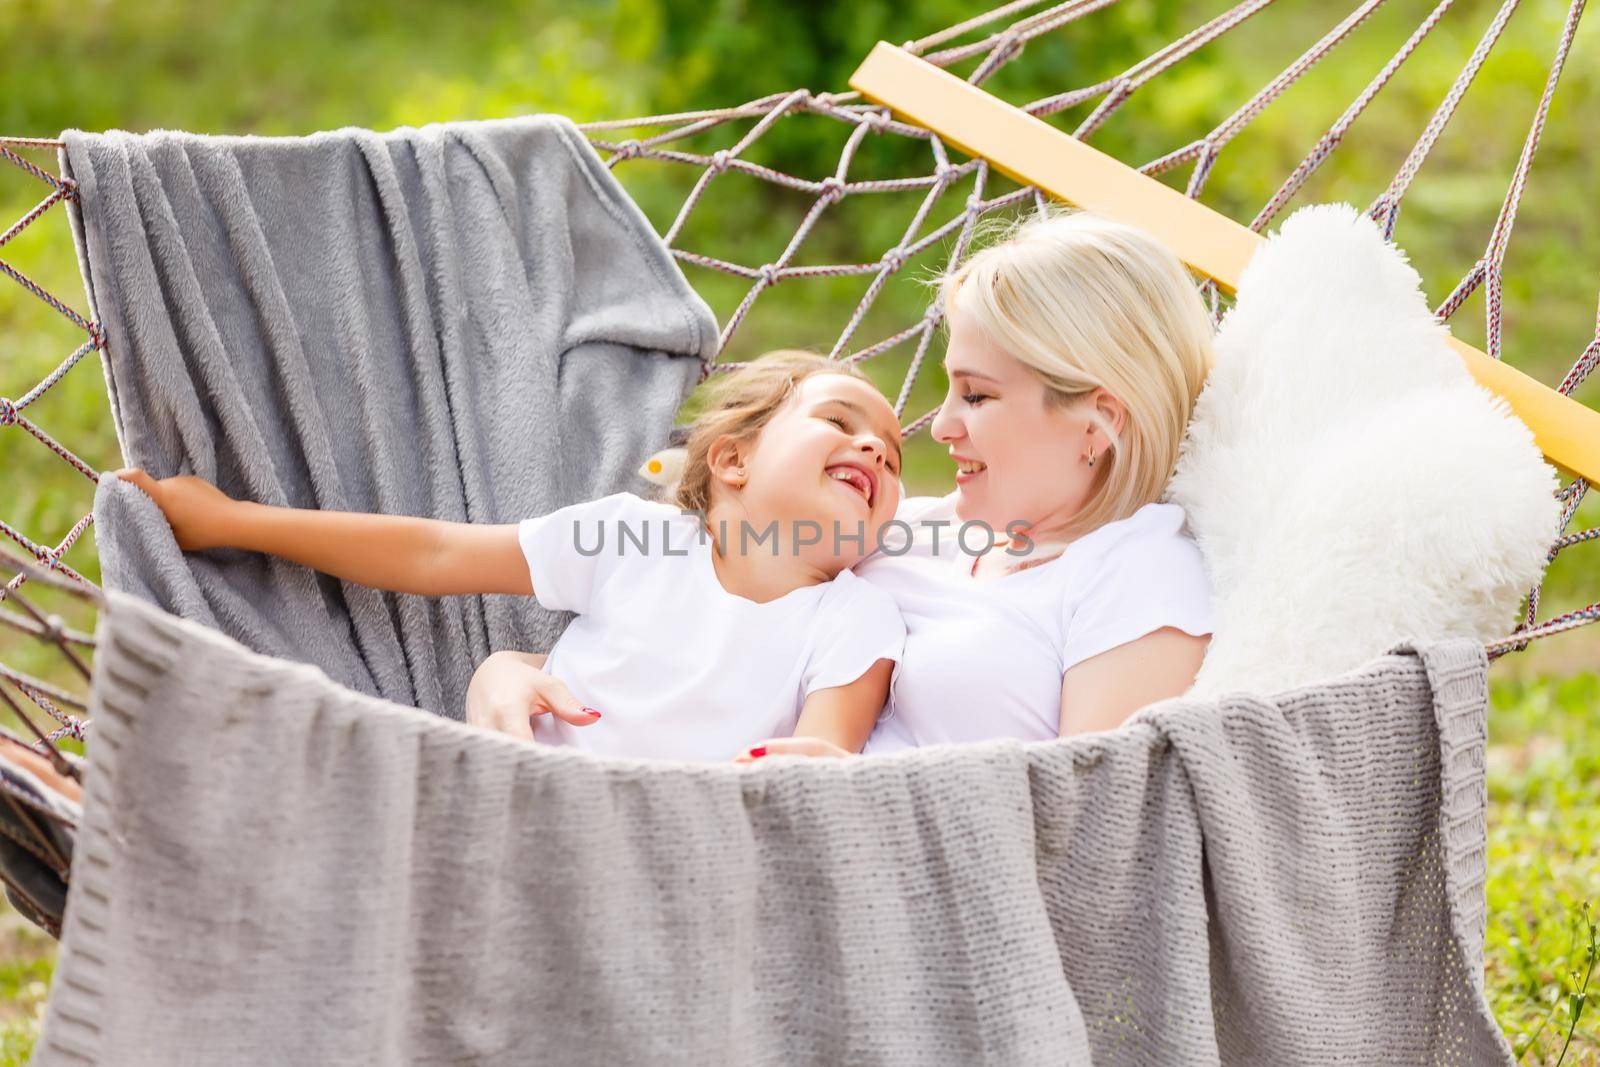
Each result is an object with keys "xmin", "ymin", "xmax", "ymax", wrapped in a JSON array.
[{"xmin": 1166, "ymin": 202, "xmax": 1560, "ymax": 698}]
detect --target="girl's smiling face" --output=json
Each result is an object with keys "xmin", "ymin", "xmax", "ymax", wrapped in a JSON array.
[
  {"xmin": 930, "ymin": 302, "xmax": 1118, "ymax": 541},
  {"xmin": 713, "ymin": 372, "xmax": 903, "ymax": 569}
]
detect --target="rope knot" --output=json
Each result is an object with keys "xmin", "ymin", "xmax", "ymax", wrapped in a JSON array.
[
  {"xmin": 818, "ymin": 176, "xmax": 846, "ymax": 203},
  {"xmin": 614, "ymin": 139, "xmax": 643, "ymax": 161},
  {"xmin": 866, "ymin": 111, "xmax": 891, "ymax": 133},
  {"xmin": 966, "ymin": 193, "xmax": 985, "ymax": 213},
  {"xmin": 88, "ymin": 321, "xmax": 106, "ymax": 349},
  {"xmin": 711, "ymin": 150, "xmax": 733, "ymax": 174},
  {"xmin": 757, "ymin": 263, "xmax": 779, "ymax": 285},
  {"xmin": 880, "ymin": 249, "xmax": 906, "ymax": 273},
  {"xmin": 0, "ymin": 397, "xmax": 15, "ymax": 427},
  {"xmin": 923, "ymin": 304, "xmax": 945, "ymax": 325},
  {"xmin": 1366, "ymin": 196, "xmax": 1401, "ymax": 240},
  {"xmin": 935, "ymin": 163, "xmax": 955, "ymax": 183},
  {"xmin": 994, "ymin": 29, "xmax": 1024, "ymax": 61}
]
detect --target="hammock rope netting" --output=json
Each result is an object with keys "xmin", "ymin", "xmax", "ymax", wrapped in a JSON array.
[{"xmin": 0, "ymin": 0, "xmax": 1597, "ymax": 911}]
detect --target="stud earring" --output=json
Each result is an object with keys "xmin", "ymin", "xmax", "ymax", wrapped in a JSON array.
[{"xmin": 1086, "ymin": 447, "xmax": 1096, "ymax": 469}]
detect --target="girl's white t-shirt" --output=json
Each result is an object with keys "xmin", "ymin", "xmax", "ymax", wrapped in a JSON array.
[
  {"xmin": 518, "ymin": 492, "xmax": 905, "ymax": 761},
  {"xmin": 856, "ymin": 493, "xmax": 1214, "ymax": 753}
]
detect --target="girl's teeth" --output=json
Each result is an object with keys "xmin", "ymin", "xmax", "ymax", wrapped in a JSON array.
[{"xmin": 828, "ymin": 469, "xmax": 870, "ymax": 501}]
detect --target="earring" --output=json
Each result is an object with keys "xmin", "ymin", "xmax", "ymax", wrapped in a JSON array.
[{"xmin": 1086, "ymin": 447, "xmax": 1096, "ymax": 469}]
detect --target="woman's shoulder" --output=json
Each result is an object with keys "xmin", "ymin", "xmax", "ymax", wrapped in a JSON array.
[
  {"xmin": 1052, "ymin": 501, "xmax": 1214, "ymax": 669},
  {"xmin": 1060, "ymin": 502, "xmax": 1213, "ymax": 617},
  {"xmin": 1038, "ymin": 501, "xmax": 1212, "ymax": 611},
  {"xmin": 1077, "ymin": 501, "xmax": 1203, "ymax": 567}
]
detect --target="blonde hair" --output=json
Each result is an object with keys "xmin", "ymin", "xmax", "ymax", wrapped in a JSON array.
[
  {"xmin": 932, "ymin": 206, "xmax": 1212, "ymax": 541},
  {"xmin": 673, "ymin": 350, "xmax": 873, "ymax": 514}
]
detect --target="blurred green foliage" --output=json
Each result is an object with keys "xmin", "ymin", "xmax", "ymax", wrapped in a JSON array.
[{"xmin": 0, "ymin": 0, "xmax": 1596, "ymax": 1060}]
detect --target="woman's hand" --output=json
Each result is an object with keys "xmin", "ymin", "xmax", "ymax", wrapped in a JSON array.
[
  {"xmin": 114, "ymin": 468, "xmax": 237, "ymax": 550},
  {"xmin": 465, "ymin": 650, "xmax": 601, "ymax": 742},
  {"xmin": 732, "ymin": 736, "xmax": 852, "ymax": 764}
]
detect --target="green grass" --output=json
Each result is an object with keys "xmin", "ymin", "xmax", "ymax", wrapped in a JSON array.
[
  {"xmin": 1486, "ymin": 670, "xmax": 1600, "ymax": 1062},
  {"xmin": 0, "ymin": 913, "xmax": 53, "ymax": 1063}
]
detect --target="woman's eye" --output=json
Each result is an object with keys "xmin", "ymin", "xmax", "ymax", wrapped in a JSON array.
[
  {"xmin": 962, "ymin": 393, "xmax": 989, "ymax": 406},
  {"xmin": 826, "ymin": 414, "xmax": 849, "ymax": 428}
]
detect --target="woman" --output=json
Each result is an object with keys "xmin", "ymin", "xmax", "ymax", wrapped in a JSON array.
[{"xmin": 467, "ymin": 208, "xmax": 1216, "ymax": 751}]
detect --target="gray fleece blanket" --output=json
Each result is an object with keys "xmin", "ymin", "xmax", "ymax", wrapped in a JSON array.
[
  {"xmin": 35, "ymin": 592, "xmax": 1513, "ymax": 1065},
  {"xmin": 61, "ymin": 117, "xmax": 718, "ymax": 716}
]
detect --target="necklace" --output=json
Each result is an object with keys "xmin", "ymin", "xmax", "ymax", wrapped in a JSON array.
[{"xmin": 969, "ymin": 540, "xmax": 1069, "ymax": 578}]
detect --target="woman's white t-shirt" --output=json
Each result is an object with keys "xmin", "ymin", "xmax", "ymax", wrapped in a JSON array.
[
  {"xmin": 518, "ymin": 492, "xmax": 905, "ymax": 761},
  {"xmin": 856, "ymin": 493, "xmax": 1213, "ymax": 753}
]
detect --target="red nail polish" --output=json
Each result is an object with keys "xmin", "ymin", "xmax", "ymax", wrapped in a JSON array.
[
  {"xmin": 748, "ymin": 745, "xmax": 766, "ymax": 758},
  {"xmin": 582, "ymin": 706, "xmax": 602, "ymax": 719}
]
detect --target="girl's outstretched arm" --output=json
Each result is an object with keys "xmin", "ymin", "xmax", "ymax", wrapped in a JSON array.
[{"xmin": 115, "ymin": 468, "xmax": 531, "ymax": 597}]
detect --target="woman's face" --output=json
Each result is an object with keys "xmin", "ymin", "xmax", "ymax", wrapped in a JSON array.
[{"xmin": 929, "ymin": 303, "xmax": 1108, "ymax": 541}]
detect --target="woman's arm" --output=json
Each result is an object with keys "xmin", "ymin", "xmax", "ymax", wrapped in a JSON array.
[
  {"xmin": 464, "ymin": 650, "xmax": 600, "ymax": 740},
  {"xmin": 1057, "ymin": 627, "xmax": 1210, "ymax": 737},
  {"xmin": 116, "ymin": 468, "xmax": 531, "ymax": 597},
  {"xmin": 732, "ymin": 657, "xmax": 894, "ymax": 762}
]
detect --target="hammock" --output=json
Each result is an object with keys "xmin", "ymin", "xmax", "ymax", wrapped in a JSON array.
[
  {"xmin": 0, "ymin": 0, "xmax": 1596, "ymax": 1056},
  {"xmin": 39, "ymin": 589, "xmax": 1511, "ymax": 1064}
]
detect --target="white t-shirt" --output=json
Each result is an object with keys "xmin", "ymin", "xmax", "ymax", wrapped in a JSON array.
[
  {"xmin": 856, "ymin": 493, "xmax": 1214, "ymax": 754},
  {"xmin": 518, "ymin": 492, "xmax": 905, "ymax": 761}
]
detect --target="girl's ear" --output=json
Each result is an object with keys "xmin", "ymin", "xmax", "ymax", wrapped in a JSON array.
[{"xmin": 706, "ymin": 433, "xmax": 749, "ymax": 490}]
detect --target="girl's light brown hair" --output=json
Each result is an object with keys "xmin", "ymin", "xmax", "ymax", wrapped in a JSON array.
[{"xmin": 673, "ymin": 350, "xmax": 875, "ymax": 514}]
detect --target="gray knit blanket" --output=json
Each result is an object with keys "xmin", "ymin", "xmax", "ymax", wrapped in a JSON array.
[
  {"xmin": 34, "ymin": 591, "xmax": 1512, "ymax": 1065},
  {"xmin": 62, "ymin": 117, "xmax": 718, "ymax": 717}
]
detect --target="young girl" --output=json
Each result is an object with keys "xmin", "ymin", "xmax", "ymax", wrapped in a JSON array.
[{"xmin": 118, "ymin": 350, "xmax": 907, "ymax": 762}]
